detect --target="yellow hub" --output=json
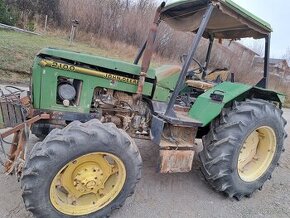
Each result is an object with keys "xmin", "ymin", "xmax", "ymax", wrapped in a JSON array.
[
  {"xmin": 73, "ymin": 164, "xmax": 104, "ymax": 193},
  {"xmin": 238, "ymin": 126, "xmax": 276, "ymax": 182},
  {"xmin": 50, "ymin": 152, "xmax": 126, "ymax": 216}
]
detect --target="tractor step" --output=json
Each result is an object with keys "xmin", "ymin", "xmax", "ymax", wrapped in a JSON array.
[
  {"xmin": 150, "ymin": 111, "xmax": 202, "ymax": 145},
  {"xmin": 158, "ymin": 112, "xmax": 202, "ymax": 128}
]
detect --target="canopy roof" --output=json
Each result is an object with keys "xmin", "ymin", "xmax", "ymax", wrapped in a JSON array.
[{"xmin": 160, "ymin": 0, "xmax": 272, "ymax": 39}]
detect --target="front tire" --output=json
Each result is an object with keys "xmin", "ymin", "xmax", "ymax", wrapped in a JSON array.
[
  {"xmin": 22, "ymin": 119, "xmax": 142, "ymax": 217},
  {"xmin": 199, "ymin": 99, "xmax": 287, "ymax": 199}
]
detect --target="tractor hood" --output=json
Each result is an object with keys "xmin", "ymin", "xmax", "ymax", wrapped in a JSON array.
[
  {"xmin": 161, "ymin": 0, "xmax": 272, "ymax": 39},
  {"xmin": 37, "ymin": 48, "xmax": 156, "ymax": 79}
]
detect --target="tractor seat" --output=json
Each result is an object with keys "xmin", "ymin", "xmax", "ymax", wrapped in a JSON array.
[
  {"xmin": 186, "ymin": 80, "xmax": 214, "ymax": 90},
  {"xmin": 205, "ymin": 69, "xmax": 230, "ymax": 82}
]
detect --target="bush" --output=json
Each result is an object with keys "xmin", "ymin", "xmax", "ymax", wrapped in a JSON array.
[
  {"xmin": 26, "ymin": 21, "xmax": 35, "ymax": 31},
  {"xmin": 0, "ymin": 0, "xmax": 17, "ymax": 25}
]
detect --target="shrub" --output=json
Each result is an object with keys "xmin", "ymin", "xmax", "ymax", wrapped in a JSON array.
[
  {"xmin": 0, "ymin": 0, "xmax": 17, "ymax": 25},
  {"xmin": 26, "ymin": 21, "xmax": 35, "ymax": 31}
]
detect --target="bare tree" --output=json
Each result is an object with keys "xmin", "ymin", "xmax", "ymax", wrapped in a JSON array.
[{"xmin": 282, "ymin": 47, "xmax": 290, "ymax": 64}]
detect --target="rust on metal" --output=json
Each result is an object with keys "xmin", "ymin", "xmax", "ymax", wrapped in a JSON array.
[
  {"xmin": 135, "ymin": 2, "xmax": 165, "ymax": 98},
  {"xmin": 155, "ymin": 120, "xmax": 199, "ymax": 173},
  {"xmin": 159, "ymin": 150, "xmax": 195, "ymax": 173},
  {"xmin": 0, "ymin": 102, "xmax": 25, "ymax": 128},
  {"xmin": 0, "ymin": 113, "xmax": 50, "ymax": 138},
  {"xmin": 20, "ymin": 96, "xmax": 31, "ymax": 107},
  {"xmin": 5, "ymin": 129, "xmax": 27, "ymax": 174},
  {"xmin": 0, "ymin": 113, "xmax": 50, "ymax": 173},
  {"xmin": 158, "ymin": 124, "xmax": 197, "ymax": 173},
  {"xmin": 160, "ymin": 125, "xmax": 196, "ymax": 148}
]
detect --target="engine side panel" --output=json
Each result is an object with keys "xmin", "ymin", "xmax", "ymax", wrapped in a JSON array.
[
  {"xmin": 32, "ymin": 57, "xmax": 154, "ymax": 113},
  {"xmin": 38, "ymin": 48, "xmax": 156, "ymax": 79}
]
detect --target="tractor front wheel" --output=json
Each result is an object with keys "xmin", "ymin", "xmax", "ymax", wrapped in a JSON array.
[
  {"xmin": 199, "ymin": 99, "xmax": 287, "ymax": 200},
  {"xmin": 21, "ymin": 120, "xmax": 142, "ymax": 217}
]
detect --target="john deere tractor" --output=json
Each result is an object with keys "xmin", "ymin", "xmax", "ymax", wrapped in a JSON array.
[{"xmin": 0, "ymin": 0, "xmax": 287, "ymax": 217}]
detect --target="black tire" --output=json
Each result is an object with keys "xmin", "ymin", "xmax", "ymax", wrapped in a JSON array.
[
  {"xmin": 31, "ymin": 125, "xmax": 49, "ymax": 141},
  {"xmin": 33, "ymin": 132, "xmax": 47, "ymax": 141},
  {"xmin": 31, "ymin": 122, "xmax": 64, "ymax": 141},
  {"xmin": 199, "ymin": 99, "xmax": 287, "ymax": 200},
  {"xmin": 21, "ymin": 119, "xmax": 142, "ymax": 218}
]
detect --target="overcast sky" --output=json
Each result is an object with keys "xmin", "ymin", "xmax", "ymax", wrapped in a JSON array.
[{"xmin": 232, "ymin": 0, "xmax": 290, "ymax": 58}]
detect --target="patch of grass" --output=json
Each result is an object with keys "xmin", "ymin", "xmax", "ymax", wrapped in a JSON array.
[
  {"xmin": 0, "ymin": 30, "xmax": 121, "ymax": 73},
  {"xmin": 0, "ymin": 29, "xmax": 169, "ymax": 76}
]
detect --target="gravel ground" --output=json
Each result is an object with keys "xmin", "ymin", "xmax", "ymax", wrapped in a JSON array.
[{"xmin": 0, "ymin": 108, "xmax": 289, "ymax": 218}]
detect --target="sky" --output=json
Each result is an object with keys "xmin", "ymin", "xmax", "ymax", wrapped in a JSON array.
[
  {"xmin": 232, "ymin": 0, "xmax": 290, "ymax": 58},
  {"xmin": 158, "ymin": 0, "xmax": 290, "ymax": 58}
]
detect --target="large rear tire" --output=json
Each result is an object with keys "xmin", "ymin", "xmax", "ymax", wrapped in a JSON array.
[
  {"xmin": 199, "ymin": 99, "xmax": 287, "ymax": 200},
  {"xmin": 21, "ymin": 119, "xmax": 142, "ymax": 217}
]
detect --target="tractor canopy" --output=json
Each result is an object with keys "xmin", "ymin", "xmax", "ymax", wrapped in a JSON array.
[{"xmin": 161, "ymin": 0, "xmax": 272, "ymax": 39}]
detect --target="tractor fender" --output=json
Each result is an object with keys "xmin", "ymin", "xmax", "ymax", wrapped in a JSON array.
[{"xmin": 188, "ymin": 81, "xmax": 284, "ymax": 127}]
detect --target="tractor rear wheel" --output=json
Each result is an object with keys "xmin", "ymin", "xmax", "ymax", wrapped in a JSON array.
[
  {"xmin": 21, "ymin": 120, "xmax": 142, "ymax": 217},
  {"xmin": 199, "ymin": 99, "xmax": 287, "ymax": 200}
]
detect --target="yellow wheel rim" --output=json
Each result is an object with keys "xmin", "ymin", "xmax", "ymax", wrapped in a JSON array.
[
  {"xmin": 50, "ymin": 152, "xmax": 126, "ymax": 216},
  {"xmin": 238, "ymin": 126, "xmax": 276, "ymax": 182}
]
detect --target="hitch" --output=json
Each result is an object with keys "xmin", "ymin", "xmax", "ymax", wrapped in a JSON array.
[
  {"xmin": 0, "ymin": 85, "xmax": 50, "ymax": 176},
  {"xmin": 0, "ymin": 113, "xmax": 50, "ymax": 175}
]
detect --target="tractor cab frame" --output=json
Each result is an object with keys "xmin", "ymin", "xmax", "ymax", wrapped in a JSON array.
[{"xmin": 136, "ymin": 0, "xmax": 272, "ymax": 117}]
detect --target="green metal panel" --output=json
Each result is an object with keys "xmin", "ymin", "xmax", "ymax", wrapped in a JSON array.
[
  {"xmin": 39, "ymin": 48, "xmax": 156, "ymax": 79},
  {"xmin": 250, "ymin": 86, "xmax": 285, "ymax": 106},
  {"xmin": 277, "ymin": 93, "xmax": 286, "ymax": 104},
  {"xmin": 155, "ymin": 65, "xmax": 181, "ymax": 90},
  {"xmin": 152, "ymin": 65, "xmax": 183, "ymax": 102},
  {"xmin": 32, "ymin": 59, "xmax": 153, "ymax": 113},
  {"xmin": 189, "ymin": 82, "xmax": 252, "ymax": 127},
  {"xmin": 152, "ymin": 86, "xmax": 171, "ymax": 102},
  {"xmin": 32, "ymin": 57, "xmax": 43, "ymax": 109}
]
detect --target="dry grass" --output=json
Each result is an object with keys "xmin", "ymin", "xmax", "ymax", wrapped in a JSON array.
[
  {"xmin": 1, "ymin": 28, "xmax": 289, "ymax": 107},
  {"xmin": 0, "ymin": 28, "xmax": 173, "ymax": 83}
]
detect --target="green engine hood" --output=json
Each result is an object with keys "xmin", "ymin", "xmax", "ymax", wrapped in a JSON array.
[{"xmin": 37, "ymin": 48, "xmax": 156, "ymax": 79}]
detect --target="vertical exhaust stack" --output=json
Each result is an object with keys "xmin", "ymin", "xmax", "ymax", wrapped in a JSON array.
[{"xmin": 134, "ymin": 2, "xmax": 166, "ymax": 101}]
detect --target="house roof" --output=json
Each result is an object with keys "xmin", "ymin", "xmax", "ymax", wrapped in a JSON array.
[{"xmin": 254, "ymin": 57, "xmax": 289, "ymax": 66}]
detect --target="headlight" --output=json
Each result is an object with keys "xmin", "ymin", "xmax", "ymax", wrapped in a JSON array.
[{"xmin": 57, "ymin": 83, "xmax": 76, "ymax": 101}]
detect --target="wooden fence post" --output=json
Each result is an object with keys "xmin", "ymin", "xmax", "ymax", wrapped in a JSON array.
[
  {"xmin": 69, "ymin": 19, "xmax": 79, "ymax": 46},
  {"xmin": 44, "ymin": 15, "xmax": 48, "ymax": 32}
]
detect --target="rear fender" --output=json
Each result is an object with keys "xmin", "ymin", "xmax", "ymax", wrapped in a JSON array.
[{"xmin": 189, "ymin": 82, "xmax": 284, "ymax": 127}]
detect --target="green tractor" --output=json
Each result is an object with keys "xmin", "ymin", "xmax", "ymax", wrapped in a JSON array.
[{"xmin": 0, "ymin": 0, "xmax": 287, "ymax": 217}]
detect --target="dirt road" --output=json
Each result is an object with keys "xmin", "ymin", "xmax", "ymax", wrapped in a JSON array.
[{"xmin": 0, "ymin": 109, "xmax": 289, "ymax": 218}]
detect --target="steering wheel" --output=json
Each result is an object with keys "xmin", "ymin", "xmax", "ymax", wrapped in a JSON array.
[
  {"xmin": 191, "ymin": 58, "xmax": 204, "ymax": 74},
  {"xmin": 180, "ymin": 55, "xmax": 205, "ymax": 79}
]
